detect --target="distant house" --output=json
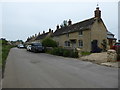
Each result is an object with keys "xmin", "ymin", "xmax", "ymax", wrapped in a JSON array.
[
  {"xmin": 34, "ymin": 29, "xmax": 53, "ymax": 43},
  {"xmin": 26, "ymin": 29, "xmax": 53, "ymax": 44},
  {"xmin": 52, "ymin": 7, "xmax": 116, "ymax": 52},
  {"xmin": 26, "ymin": 35, "xmax": 37, "ymax": 43},
  {"xmin": 11, "ymin": 40, "xmax": 24, "ymax": 46},
  {"xmin": 107, "ymin": 31, "xmax": 116, "ymax": 48}
]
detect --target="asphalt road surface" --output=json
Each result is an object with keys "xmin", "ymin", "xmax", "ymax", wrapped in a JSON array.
[{"xmin": 2, "ymin": 48, "xmax": 118, "ymax": 88}]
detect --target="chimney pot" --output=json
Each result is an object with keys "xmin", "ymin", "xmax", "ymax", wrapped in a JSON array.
[
  {"xmin": 38, "ymin": 32, "xmax": 40, "ymax": 35},
  {"xmin": 68, "ymin": 19, "xmax": 72, "ymax": 25},
  {"xmin": 49, "ymin": 28, "xmax": 51, "ymax": 32},
  {"xmin": 57, "ymin": 25, "xmax": 59, "ymax": 29},
  {"xmin": 43, "ymin": 31, "xmax": 45, "ymax": 34}
]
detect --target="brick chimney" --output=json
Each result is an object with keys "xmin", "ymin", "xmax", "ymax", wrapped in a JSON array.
[
  {"xmin": 49, "ymin": 28, "xmax": 51, "ymax": 32},
  {"xmin": 38, "ymin": 32, "xmax": 40, "ymax": 35},
  {"xmin": 68, "ymin": 19, "xmax": 72, "ymax": 25},
  {"xmin": 35, "ymin": 34, "xmax": 37, "ymax": 37},
  {"xmin": 43, "ymin": 31, "xmax": 45, "ymax": 34},
  {"xmin": 94, "ymin": 7, "xmax": 101, "ymax": 18},
  {"xmin": 52, "ymin": 30, "xmax": 53, "ymax": 33},
  {"xmin": 56, "ymin": 25, "xmax": 59, "ymax": 29}
]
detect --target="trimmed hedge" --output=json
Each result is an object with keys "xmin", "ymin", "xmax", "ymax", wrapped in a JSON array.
[{"xmin": 47, "ymin": 47, "xmax": 78, "ymax": 58}]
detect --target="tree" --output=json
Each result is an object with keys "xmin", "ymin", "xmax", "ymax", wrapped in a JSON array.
[{"xmin": 42, "ymin": 38, "xmax": 57, "ymax": 47}]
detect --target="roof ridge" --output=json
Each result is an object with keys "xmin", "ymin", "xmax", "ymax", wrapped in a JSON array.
[{"xmin": 53, "ymin": 17, "xmax": 96, "ymax": 36}]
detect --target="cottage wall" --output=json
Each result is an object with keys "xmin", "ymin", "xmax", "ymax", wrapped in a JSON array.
[
  {"xmin": 53, "ymin": 29, "xmax": 91, "ymax": 52},
  {"xmin": 91, "ymin": 19, "xmax": 107, "ymax": 49}
]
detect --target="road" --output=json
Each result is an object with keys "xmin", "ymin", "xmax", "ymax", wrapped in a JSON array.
[{"xmin": 2, "ymin": 48, "xmax": 118, "ymax": 88}]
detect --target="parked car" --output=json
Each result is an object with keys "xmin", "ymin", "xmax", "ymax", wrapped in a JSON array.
[
  {"xmin": 111, "ymin": 42, "xmax": 120, "ymax": 50},
  {"xmin": 30, "ymin": 43, "xmax": 45, "ymax": 52},
  {"xmin": 26, "ymin": 45, "xmax": 32, "ymax": 51},
  {"xmin": 17, "ymin": 44, "xmax": 25, "ymax": 48}
]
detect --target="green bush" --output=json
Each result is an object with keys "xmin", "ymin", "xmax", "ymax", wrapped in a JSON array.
[
  {"xmin": 51, "ymin": 48, "xmax": 60, "ymax": 55},
  {"xmin": 2, "ymin": 40, "xmax": 8, "ymax": 45},
  {"xmin": 42, "ymin": 38, "xmax": 57, "ymax": 47},
  {"xmin": 70, "ymin": 51, "xmax": 78, "ymax": 58},
  {"xmin": 81, "ymin": 51, "xmax": 91, "ymax": 56},
  {"xmin": 48, "ymin": 47, "xmax": 78, "ymax": 58},
  {"xmin": 63, "ymin": 49, "xmax": 70, "ymax": 57}
]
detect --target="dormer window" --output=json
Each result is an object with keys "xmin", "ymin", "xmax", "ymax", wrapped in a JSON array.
[{"xmin": 79, "ymin": 31, "xmax": 83, "ymax": 36}]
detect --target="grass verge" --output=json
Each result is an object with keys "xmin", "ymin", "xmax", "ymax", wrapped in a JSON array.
[
  {"xmin": 81, "ymin": 51, "xmax": 91, "ymax": 56},
  {"xmin": 1, "ymin": 44, "xmax": 13, "ymax": 78}
]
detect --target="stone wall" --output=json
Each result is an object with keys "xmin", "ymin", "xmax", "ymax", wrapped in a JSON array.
[{"xmin": 107, "ymin": 49, "xmax": 117, "ymax": 62}]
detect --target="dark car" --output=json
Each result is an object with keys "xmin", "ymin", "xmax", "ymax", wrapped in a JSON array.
[{"xmin": 30, "ymin": 43, "xmax": 44, "ymax": 52}]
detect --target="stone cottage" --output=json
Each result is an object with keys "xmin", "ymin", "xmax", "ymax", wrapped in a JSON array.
[
  {"xmin": 52, "ymin": 7, "xmax": 116, "ymax": 52},
  {"xmin": 34, "ymin": 29, "xmax": 53, "ymax": 43}
]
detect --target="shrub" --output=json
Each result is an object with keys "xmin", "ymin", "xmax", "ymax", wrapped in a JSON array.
[
  {"xmin": 42, "ymin": 38, "xmax": 57, "ymax": 47},
  {"xmin": 69, "ymin": 50, "xmax": 78, "ymax": 58},
  {"xmin": 48, "ymin": 47, "xmax": 78, "ymax": 58},
  {"xmin": 70, "ymin": 51, "xmax": 78, "ymax": 58},
  {"xmin": 81, "ymin": 51, "xmax": 91, "ymax": 56},
  {"xmin": 52, "ymin": 48, "xmax": 60, "ymax": 55},
  {"xmin": 63, "ymin": 49, "xmax": 70, "ymax": 57},
  {"xmin": 2, "ymin": 40, "xmax": 8, "ymax": 45}
]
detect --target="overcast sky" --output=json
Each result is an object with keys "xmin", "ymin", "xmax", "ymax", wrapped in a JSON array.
[{"xmin": 0, "ymin": 0, "xmax": 119, "ymax": 41}]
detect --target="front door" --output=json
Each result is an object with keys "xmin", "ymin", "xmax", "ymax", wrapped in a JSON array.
[
  {"xmin": 72, "ymin": 43, "xmax": 76, "ymax": 49},
  {"xmin": 91, "ymin": 40, "xmax": 98, "ymax": 53},
  {"xmin": 70, "ymin": 39, "xmax": 76, "ymax": 49}
]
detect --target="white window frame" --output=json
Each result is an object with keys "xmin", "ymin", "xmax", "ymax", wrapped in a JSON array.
[
  {"xmin": 79, "ymin": 40, "xmax": 83, "ymax": 48},
  {"xmin": 79, "ymin": 31, "xmax": 83, "ymax": 36},
  {"xmin": 64, "ymin": 41, "xmax": 70, "ymax": 47}
]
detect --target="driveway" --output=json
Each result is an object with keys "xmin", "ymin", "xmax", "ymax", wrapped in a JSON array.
[{"xmin": 2, "ymin": 48, "xmax": 118, "ymax": 88}]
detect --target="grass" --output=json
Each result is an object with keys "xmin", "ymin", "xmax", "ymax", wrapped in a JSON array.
[
  {"xmin": 2, "ymin": 45, "xmax": 13, "ymax": 65},
  {"xmin": 0, "ymin": 40, "xmax": 13, "ymax": 77},
  {"xmin": 81, "ymin": 51, "xmax": 91, "ymax": 56}
]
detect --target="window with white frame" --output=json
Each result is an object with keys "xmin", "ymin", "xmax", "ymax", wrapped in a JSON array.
[
  {"xmin": 79, "ymin": 31, "xmax": 83, "ymax": 36},
  {"xmin": 79, "ymin": 40, "xmax": 83, "ymax": 47},
  {"xmin": 64, "ymin": 41, "xmax": 70, "ymax": 46}
]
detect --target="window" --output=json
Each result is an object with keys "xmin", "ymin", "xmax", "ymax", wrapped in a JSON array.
[
  {"xmin": 79, "ymin": 40, "xmax": 83, "ymax": 47},
  {"xmin": 65, "ymin": 41, "xmax": 70, "ymax": 46},
  {"xmin": 79, "ymin": 31, "xmax": 83, "ymax": 36}
]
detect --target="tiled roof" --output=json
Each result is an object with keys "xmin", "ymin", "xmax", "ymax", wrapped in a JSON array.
[
  {"xmin": 107, "ymin": 31, "xmax": 114, "ymax": 35},
  {"xmin": 53, "ymin": 17, "xmax": 96, "ymax": 36},
  {"xmin": 35, "ymin": 32, "xmax": 49, "ymax": 40},
  {"xmin": 107, "ymin": 31, "xmax": 116, "ymax": 40}
]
